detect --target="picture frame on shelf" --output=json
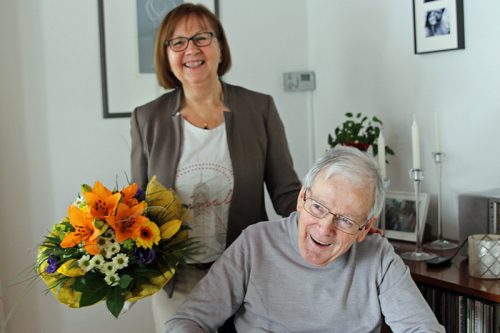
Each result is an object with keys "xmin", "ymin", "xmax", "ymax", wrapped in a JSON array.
[
  {"xmin": 383, "ymin": 191, "xmax": 430, "ymax": 242},
  {"xmin": 412, "ymin": 0, "xmax": 465, "ymax": 54},
  {"xmin": 98, "ymin": 0, "xmax": 218, "ymax": 118}
]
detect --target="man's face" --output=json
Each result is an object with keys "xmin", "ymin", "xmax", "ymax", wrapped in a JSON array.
[{"xmin": 296, "ymin": 172, "xmax": 376, "ymax": 266}]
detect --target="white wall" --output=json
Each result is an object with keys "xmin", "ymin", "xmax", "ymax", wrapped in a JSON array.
[
  {"xmin": 220, "ymin": 0, "xmax": 311, "ymax": 219},
  {"xmin": 1, "ymin": 0, "xmax": 153, "ymax": 332},
  {"xmin": 308, "ymin": 0, "xmax": 500, "ymax": 241},
  {"xmin": 2, "ymin": 0, "xmax": 500, "ymax": 332},
  {"xmin": 0, "ymin": 0, "xmax": 308, "ymax": 332}
]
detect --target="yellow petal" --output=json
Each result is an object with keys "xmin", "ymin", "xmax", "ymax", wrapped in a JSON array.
[
  {"xmin": 146, "ymin": 176, "xmax": 182, "ymax": 219},
  {"xmin": 57, "ymin": 259, "xmax": 85, "ymax": 277},
  {"xmin": 126, "ymin": 268, "xmax": 175, "ymax": 302},
  {"xmin": 38, "ymin": 261, "xmax": 82, "ymax": 308},
  {"xmin": 159, "ymin": 219, "xmax": 182, "ymax": 240},
  {"xmin": 146, "ymin": 206, "xmax": 171, "ymax": 226},
  {"xmin": 54, "ymin": 280, "xmax": 82, "ymax": 308}
]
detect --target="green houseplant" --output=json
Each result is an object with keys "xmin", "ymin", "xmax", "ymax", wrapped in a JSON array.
[{"xmin": 327, "ymin": 112, "xmax": 395, "ymax": 158}]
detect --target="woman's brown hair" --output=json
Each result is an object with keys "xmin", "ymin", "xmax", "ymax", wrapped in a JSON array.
[{"xmin": 154, "ymin": 3, "xmax": 232, "ymax": 89}]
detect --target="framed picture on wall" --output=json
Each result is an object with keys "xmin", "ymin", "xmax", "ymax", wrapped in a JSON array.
[
  {"xmin": 382, "ymin": 191, "xmax": 430, "ymax": 242},
  {"xmin": 412, "ymin": 0, "xmax": 465, "ymax": 54},
  {"xmin": 98, "ymin": 0, "xmax": 219, "ymax": 118}
]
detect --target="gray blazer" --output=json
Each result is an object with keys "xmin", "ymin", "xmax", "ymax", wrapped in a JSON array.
[{"xmin": 131, "ymin": 81, "xmax": 301, "ymax": 245}]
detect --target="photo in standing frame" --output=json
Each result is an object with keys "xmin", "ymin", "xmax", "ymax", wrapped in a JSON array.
[{"xmin": 382, "ymin": 191, "xmax": 430, "ymax": 242}]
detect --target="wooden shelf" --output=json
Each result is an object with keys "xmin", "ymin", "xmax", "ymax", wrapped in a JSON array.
[
  {"xmin": 382, "ymin": 240, "xmax": 500, "ymax": 332},
  {"xmin": 391, "ymin": 240, "xmax": 500, "ymax": 303}
]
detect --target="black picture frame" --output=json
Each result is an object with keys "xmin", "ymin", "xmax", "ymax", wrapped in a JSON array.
[
  {"xmin": 98, "ymin": 0, "xmax": 219, "ymax": 118},
  {"xmin": 412, "ymin": 0, "xmax": 465, "ymax": 54}
]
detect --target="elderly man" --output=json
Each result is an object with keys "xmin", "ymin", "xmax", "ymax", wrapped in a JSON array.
[{"xmin": 164, "ymin": 147, "xmax": 445, "ymax": 332}]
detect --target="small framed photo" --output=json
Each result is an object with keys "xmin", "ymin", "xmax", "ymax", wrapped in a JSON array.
[
  {"xmin": 382, "ymin": 191, "xmax": 430, "ymax": 242},
  {"xmin": 412, "ymin": 0, "xmax": 465, "ymax": 54}
]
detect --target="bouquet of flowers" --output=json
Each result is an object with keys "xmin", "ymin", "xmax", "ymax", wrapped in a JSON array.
[{"xmin": 36, "ymin": 176, "xmax": 197, "ymax": 317}]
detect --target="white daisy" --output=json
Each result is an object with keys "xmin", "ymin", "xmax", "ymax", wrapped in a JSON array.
[
  {"xmin": 108, "ymin": 242, "xmax": 121, "ymax": 256},
  {"xmin": 100, "ymin": 262, "xmax": 117, "ymax": 275},
  {"xmin": 104, "ymin": 273, "xmax": 120, "ymax": 286},
  {"xmin": 77, "ymin": 254, "xmax": 94, "ymax": 272},
  {"xmin": 89, "ymin": 254, "xmax": 105, "ymax": 269},
  {"xmin": 112, "ymin": 253, "xmax": 129, "ymax": 270}
]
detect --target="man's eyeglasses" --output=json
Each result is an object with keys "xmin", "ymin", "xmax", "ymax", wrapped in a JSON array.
[
  {"xmin": 303, "ymin": 189, "xmax": 367, "ymax": 235},
  {"xmin": 166, "ymin": 32, "xmax": 216, "ymax": 52}
]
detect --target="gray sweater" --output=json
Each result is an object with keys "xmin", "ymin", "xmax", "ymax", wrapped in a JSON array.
[{"xmin": 164, "ymin": 212, "xmax": 445, "ymax": 333}]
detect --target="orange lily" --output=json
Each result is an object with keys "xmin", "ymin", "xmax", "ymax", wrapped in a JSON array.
[
  {"xmin": 61, "ymin": 205, "xmax": 101, "ymax": 255},
  {"xmin": 83, "ymin": 181, "xmax": 121, "ymax": 218},
  {"xmin": 121, "ymin": 183, "xmax": 140, "ymax": 207},
  {"xmin": 106, "ymin": 202, "xmax": 149, "ymax": 243}
]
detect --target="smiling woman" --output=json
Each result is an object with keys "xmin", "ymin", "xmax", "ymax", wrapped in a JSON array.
[{"xmin": 130, "ymin": 3, "xmax": 301, "ymax": 332}]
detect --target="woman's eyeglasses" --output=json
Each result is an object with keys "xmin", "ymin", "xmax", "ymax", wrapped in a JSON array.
[{"xmin": 166, "ymin": 32, "xmax": 216, "ymax": 52}]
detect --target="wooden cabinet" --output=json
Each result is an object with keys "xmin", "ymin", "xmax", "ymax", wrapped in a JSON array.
[{"xmin": 382, "ymin": 241, "xmax": 500, "ymax": 332}]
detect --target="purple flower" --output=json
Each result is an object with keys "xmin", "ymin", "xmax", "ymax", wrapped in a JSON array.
[
  {"xmin": 135, "ymin": 248, "xmax": 155, "ymax": 265},
  {"xmin": 134, "ymin": 188, "xmax": 145, "ymax": 202},
  {"xmin": 46, "ymin": 256, "xmax": 59, "ymax": 274}
]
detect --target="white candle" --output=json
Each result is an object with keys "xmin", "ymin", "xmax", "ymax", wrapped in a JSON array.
[
  {"xmin": 378, "ymin": 132, "xmax": 386, "ymax": 179},
  {"xmin": 433, "ymin": 112, "xmax": 441, "ymax": 152},
  {"xmin": 411, "ymin": 115, "xmax": 421, "ymax": 169}
]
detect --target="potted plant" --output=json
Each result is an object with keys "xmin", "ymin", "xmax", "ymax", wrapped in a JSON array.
[{"xmin": 327, "ymin": 112, "xmax": 395, "ymax": 158}]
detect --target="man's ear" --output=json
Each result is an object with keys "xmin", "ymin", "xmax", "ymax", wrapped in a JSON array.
[
  {"xmin": 296, "ymin": 186, "xmax": 307, "ymax": 212},
  {"xmin": 356, "ymin": 216, "xmax": 378, "ymax": 242}
]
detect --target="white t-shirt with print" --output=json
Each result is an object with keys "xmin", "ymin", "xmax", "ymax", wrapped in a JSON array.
[{"xmin": 176, "ymin": 120, "xmax": 234, "ymax": 263}]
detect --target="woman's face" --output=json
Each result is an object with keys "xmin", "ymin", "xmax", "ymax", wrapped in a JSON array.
[
  {"xmin": 167, "ymin": 15, "xmax": 221, "ymax": 88},
  {"xmin": 428, "ymin": 10, "xmax": 442, "ymax": 26}
]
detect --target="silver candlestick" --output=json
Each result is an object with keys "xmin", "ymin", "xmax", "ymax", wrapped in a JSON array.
[
  {"xmin": 424, "ymin": 152, "xmax": 458, "ymax": 250},
  {"xmin": 401, "ymin": 168, "xmax": 437, "ymax": 261}
]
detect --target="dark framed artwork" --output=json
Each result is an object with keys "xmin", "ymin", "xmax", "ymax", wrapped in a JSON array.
[
  {"xmin": 383, "ymin": 191, "xmax": 430, "ymax": 242},
  {"xmin": 412, "ymin": 0, "xmax": 465, "ymax": 54},
  {"xmin": 98, "ymin": 0, "xmax": 219, "ymax": 118}
]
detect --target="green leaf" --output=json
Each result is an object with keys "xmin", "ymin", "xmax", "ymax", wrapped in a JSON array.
[
  {"xmin": 119, "ymin": 274, "xmax": 134, "ymax": 289},
  {"xmin": 79, "ymin": 286, "xmax": 108, "ymax": 307},
  {"xmin": 72, "ymin": 272, "xmax": 106, "ymax": 293},
  {"xmin": 106, "ymin": 287, "xmax": 126, "ymax": 318}
]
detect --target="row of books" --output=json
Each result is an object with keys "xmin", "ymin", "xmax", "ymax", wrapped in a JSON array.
[{"xmin": 418, "ymin": 284, "xmax": 499, "ymax": 333}]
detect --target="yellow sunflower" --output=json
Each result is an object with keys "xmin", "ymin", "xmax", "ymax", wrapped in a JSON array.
[{"xmin": 135, "ymin": 220, "xmax": 161, "ymax": 249}]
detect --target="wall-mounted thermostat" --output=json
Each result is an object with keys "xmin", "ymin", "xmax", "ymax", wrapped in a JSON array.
[{"xmin": 283, "ymin": 71, "xmax": 316, "ymax": 92}]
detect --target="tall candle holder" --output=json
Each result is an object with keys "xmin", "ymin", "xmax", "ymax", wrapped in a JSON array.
[
  {"xmin": 424, "ymin": 152, "xmax": 458, "ymax": 250},
  {"xmin": 401, "ymin": 168, "xmax": 437, "ymax": 261}
]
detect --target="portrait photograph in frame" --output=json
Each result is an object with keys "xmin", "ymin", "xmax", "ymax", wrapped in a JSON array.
[
  {"xmin": 412, "ymin": 0, "xmax": 465, "ymax": 54},
  {"xmin": 383, "ymin": 191, "xmax": 430, "ymax": 242},
  {"xmin": 98, "ymin": 0, "xmax": 219, "ymax": 118}
]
